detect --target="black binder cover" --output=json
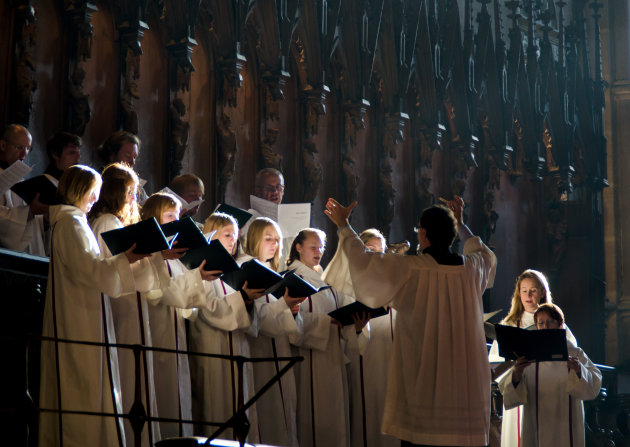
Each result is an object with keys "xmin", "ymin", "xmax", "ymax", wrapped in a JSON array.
[
  {"xmin": 101, "ymin": 217, "xmax": 172, "ymax": 255},
  {"xmin": 161, "ymin": 217, "xmax": 208, "ymax": 250},
  {"xmin": 179, "ymin": 239, "xmax": 240, "ymax": 272},
  {"xmin": 495, "ymin": 325, "xmax": 568, "ymax": 362},
  {"xmin": 328, "ymin": 301, "xmax": 389, "ymax": 327},
  {"xmin": 11, "ymin": 175, "xmax": 59, "ymax": 205},
  {"xmin": 214, "ymin": 203, "xmax": 253, "ymax": 229},
  {"xmin": 266, "ymin": 271, "xmax": 331, "ymax": 299},
  {"xmin": 221, "ymin": 259, "xmax": 283, "ymax": 291}
]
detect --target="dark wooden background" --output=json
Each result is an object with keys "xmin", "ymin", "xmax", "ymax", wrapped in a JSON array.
[{"xmin": 0, "ymin": 0, "xmax": 609, "ymax": 362}]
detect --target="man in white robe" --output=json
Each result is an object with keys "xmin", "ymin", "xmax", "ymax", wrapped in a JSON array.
[
  {"xmin": 0, "ymin": 124, "xmax": 46, "ymax": 256},
  {"xmin": 498, "ymin": 303, "xmax": 601, "ymax": 447},
  {"xmin": 325, "ymin": 196, "xmax": 497, "ymax": 447}
]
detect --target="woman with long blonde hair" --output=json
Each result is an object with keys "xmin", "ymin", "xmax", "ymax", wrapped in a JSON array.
[
  {"xmin": 186, "ymin": 212, "xmax": 262, "ymax": 442},
  {"xmin": 241, "ymin": 217, "xmax": 303, "ymax": 447}
]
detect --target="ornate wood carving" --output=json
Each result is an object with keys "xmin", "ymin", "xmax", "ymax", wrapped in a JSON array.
[
  {"xmin": 294, "ymin": 0, "xmax": 342, "ymax": 202},
  {"xmin": 64, "ymin": 0, "xmax": 97, "ymax": 136},
  {"xmin": 217, "ymin": 113, "xmax": 238, "ymax": 202},
  {"xmin": 9, "ymin": 1, "xmax": 37, "ymax": 126},
  {"xmin": 162, "ymin": 0, "xmax": 201, "ymax": 179},
  {"xmin": 260, "ymin": 128, "xmax": 283, "ymax": 170},
  {"xmin": 335, "ymin": 0, "xmax": 384, "ymax": 204},
  {"xmin": 114, "ymin": 0, "xmax": 149, "ymax": 134},
  {"xmin": 204, "ymin": 0, "xmax": 255, "ymax": 108},
  {"xmin": 373, "ymin": 0, "xmax": 419, "ymax": 235}
]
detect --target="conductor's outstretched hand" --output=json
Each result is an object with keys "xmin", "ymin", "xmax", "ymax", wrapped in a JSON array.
[{"xmin": 325, "ymin": 198, "xmax": 357, "ymax": 228}]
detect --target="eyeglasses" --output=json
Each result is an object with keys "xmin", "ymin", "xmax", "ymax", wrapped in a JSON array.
[
  {"xmin": 262, "ymin": 184, "xmax": 285, "ymax": 193},
  {"xmin": 4, "ymin": 140, "xmax": 31, "ymax": 152}
]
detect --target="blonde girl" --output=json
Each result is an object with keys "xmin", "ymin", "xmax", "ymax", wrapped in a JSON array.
[
  {"xmin": 186, "ymin": 212, "xmax": 261, "ymax": 442},
  {"xmin": 241, "ymin": 217, "xmax": 301, "ymax": 447}
]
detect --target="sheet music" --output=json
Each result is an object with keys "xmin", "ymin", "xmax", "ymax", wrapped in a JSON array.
[
  {"xmin": 156, "ymin": 186, "xmax": 203, "ymax": 212},
  {"xmin": 0, "ymin": 161, "xmax": 32, "ymax": 196},
  {"xmin": 250, "ymin": 195, "xmax": 311, "ymax": 239}
]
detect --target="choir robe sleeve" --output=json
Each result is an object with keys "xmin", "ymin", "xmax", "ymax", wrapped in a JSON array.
[
  {"xmin": 567, "ymin": 348, "xmax": 602, "ymax": 401},
  {"xmin": 0, "ymin": 190, "xmax": 45, "ymax": 254},
  {"xmin": 254, "ymin": 295, "xmax": 298, "ymax": 338},
  {"xmin": 290, "ymin": 311, "xmax": 331, "ymax": 351},
  {"xmin": 92, "ymin": 214, "xmax": 171, "ymax": 292},
  {"xmin": 497, "ymin": 368, "xmax": 528, "ymax": 410},
  {"xmin": 144, "ymin": 259, "xmax": 207, "ymax": 308},
  {"xmin": 194, "ymin": 280, "xmax": 253, "ymax": 332},
  {"xmin": 55, "ymin": 212, "xmax": 135, "ymax": 298},
  {"xmin": 338, "ymin": 225, "xmax": 496, "ymax": 309}
]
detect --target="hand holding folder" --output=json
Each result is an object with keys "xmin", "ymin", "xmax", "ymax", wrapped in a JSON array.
[{"xmin": 328, "ymin": 301, "xmax": 389, "ymax": 327}]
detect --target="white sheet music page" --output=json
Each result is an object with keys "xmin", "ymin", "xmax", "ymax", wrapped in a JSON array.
[
  {"xmin": 0, "ymin": 160, "xmax": 32, "ymax": 196},
  {"xmin": 250, "ymin": 195, "xmax": 311, "ymax": 239}
]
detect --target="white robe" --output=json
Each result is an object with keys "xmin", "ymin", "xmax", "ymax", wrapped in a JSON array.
[
  {"xmin": 336, "ymin": 225, "xmax": 497, "ymax": 446},
  {"xmin": 498, "ymin": 341, "xmax": 601, "ymax": 447},
  {"xmin": 39, "ymin": 205, "xmax": 135, "ymax": 447},
  {"xmin": 323, "ymin": 234, "xmax": 398, "ymax": 447},
  {"xmin": 0, "ymin": 166, "xmax": 46, "ymax": 256},
  {"xmin": 489, "ymin": 313, "xmax": 579, "ymax": 447},
  {"xmin": 144, "ymin": 258, "xmax": 208, "ymax": 439},
  {"xmin": 91, "ymin": 213, "xmax": 171, "ymax": 446},
  {"xmin": 289, "ymin": 259, "xmax": 354, "ymax": 447},
  {"xmin": 187, "ymin": 278, "xmax": 260, "ymax": 442},
  {"xmin": 239, "ymin": 255, "xmax": 299, "ymax": 447}
]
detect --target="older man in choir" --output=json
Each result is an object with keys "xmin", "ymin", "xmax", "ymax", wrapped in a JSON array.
[
  {"xmin": 0, "ymin": 124, "xmax": 47, "ymax": 256},
  {"xmin": 325, "ymin": 196, "xmax": 497, "ymax": 447}
]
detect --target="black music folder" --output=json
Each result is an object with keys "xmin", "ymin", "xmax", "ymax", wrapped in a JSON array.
[
  {"xmin": 161, "ymin": 217, "xmax": 208, "ymax": 250},
  {"xmin": 265, "ymin": 271, "xmax": 331, "ymax": 299},
  {"xmin": 328, "ymin": 301, "xmax": 389, "ymax": 327},
  {"xmin": 179, "ymin": 239, "xmax": 240, "ymax": 273},
  {"xmin": 101, "ymin": 217, "xmax": 173, "ymax": 255},
  {"xmin": 221, "ymin": 259, "xmax": 283, "ymax": 291},
  {"xmin": 11, "ymin": 175, "xmax": 59, "ymax": 205},
  {"xmin": 214, "ymin": 203, "xmax": 253, "ymax": 229},
  {"xmin": 495, "ymin": 325, "xmax": 568, "ymax": 362}
]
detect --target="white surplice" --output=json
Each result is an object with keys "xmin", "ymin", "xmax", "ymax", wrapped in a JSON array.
[
  {"xmin": 323, "ymin": 233, "xmax": 398, "ymax": 447},
  {"xmin": 144, "ymin": 258, "xmax": 208, "ymax": 439},
  {"xmin": 187, "ymin": 277, "xmax": 260, "ymax": 442},
  {"xmin": 91, "ymin": 213, "xmax": 171, "ymax": 447},
  {"xmin": 289, "ymin": 259, "xmax": 353, "ymax": 447},
  {"xmin": 498, "ymin": 340, "xmax": 601, "ymax": 447},
  {"xmin": 335, "ymin": 225, "xmax": 497, "ymax": 446},
  {"xmin": 0, "ymin": 167, "xmax": 46, "ymax": 256},
  {"xmin": 239, "ymin": 254, "xmax": 299, "ymax": 447},
  {"xmin": 489, "ymin": 312, "xmax": 579, "ymax": 446},
  {"xmin": 39, "ymin": 205, "xmax": 135, "ymax": 447}
]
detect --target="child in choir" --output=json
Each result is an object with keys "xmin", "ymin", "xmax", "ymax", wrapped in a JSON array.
[
  {"xmin": 489, "ymin": 269, "xmax": 577, "ymax": 446},
  {"xmin": 499, "ymin": 303, "xmax": 601, "ymax": 447},
  {"xmin": 288, "ymin": 227, "xmax": 358, "ymax": 447},
  {"xmin": 186, "ymin": 212, "xmax": 262, "ymax": 442},
  {"xmin": 139, "ymin": 193, "xmax": 222, "ymax": 438},
  {"xmin": 39, "ymin": 165, "xmax": 148, "ymax": 447},
  {"xmin": 324, "ymin": 228, "xmax": 398, "ymax": 447},
  {"xmin": 88, "ymin": 163, "xmax": 174, "ymax": 446},
  {"xmin": 241, "ymin": 217, "xmax": 302, "ymax": 447}
]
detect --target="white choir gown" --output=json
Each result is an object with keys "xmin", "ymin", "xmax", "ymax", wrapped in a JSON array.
[
  {"xmin": 334, "ymin": 225, "xmax": 497, "ymax": 446},
  {"xmin": 39, "ymin": 204, "xmax": 135, "ymax": 447},
  {"xmin": 289, "ymin": 259, "xmax": 355, "ymax": 447},
  {"xmin": 187, "ymin": 276, "xmax": 260, "ymax": 442},
  {"xmin": 323, "ymin": 233, "xmax": 399, "ymax": 447},
  {"xmin": 498, "ymin": 339, "xmax": 601, "ymax": 447},
  {"xmin": 239, "ymin": 254, "xmax": 299, "ymax": 447},
  {"xmin": 91, "ymin": 213, "xmax": 171, "ymax": 446}
]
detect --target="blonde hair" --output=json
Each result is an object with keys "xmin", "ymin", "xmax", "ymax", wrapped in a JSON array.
[
  {"xmin": 88, "ymin": 162, "xmax": 140, "ymax": 225},
  {"xmin": 245, "ymin": 217, "xmax": 282, "ymax": 271},
  {"xmin": 141, "ymin": 193, "xmax": 181, "ymax": 222},
  {"xmin": 203, "ymin": 212, "xmax": 239, "ymax": 256},
  {"xmin": 360, "ymin": 228, "xmax": 386, "ymax": 247},
  {"xmin": 287, "ymin": 228, "xmax": 326, "ymax": 267},
  {"xmin": 58, "ymin": 165, "xmax": 101, "ymax": 208},
  {"xmin": 503, "ymin": 269, "xmax": 553, "ymax": 326}
]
